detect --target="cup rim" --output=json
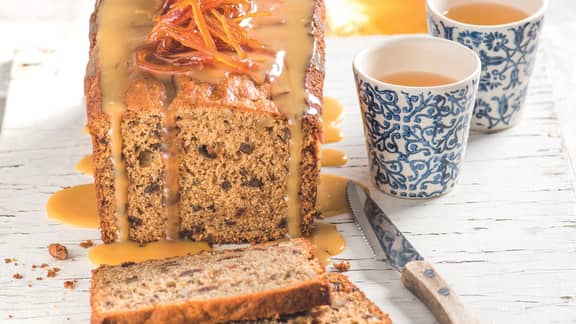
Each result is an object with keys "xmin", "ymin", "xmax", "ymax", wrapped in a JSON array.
[
  {"xmin": 352, "ymin": 35, "xmax": 481, "ymax": 91},
  {"xmin": 426, "ymin": 0, "xmax": 548, "ymax": 30}
]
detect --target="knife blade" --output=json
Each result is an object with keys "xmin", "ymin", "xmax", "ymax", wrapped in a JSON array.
[
  {"xmin": 346, "ymin": 181, "xmax": 423, "ymax": 270},
  {"xmin": 346, "ymin": 181, "xmax": 480, "ymax": 324}
]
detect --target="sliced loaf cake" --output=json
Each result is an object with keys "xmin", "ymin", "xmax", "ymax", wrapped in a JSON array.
[
  {"xmin": 87, "ymin": 0, "xmax": 325, "ymax": 245},
  {"xmin": 236, "ymin": 273, "xmax": 392, "ymax": 324},
  {"xmin": 90, "ymin": 239, "xmax": 330, "ymax": 324}
]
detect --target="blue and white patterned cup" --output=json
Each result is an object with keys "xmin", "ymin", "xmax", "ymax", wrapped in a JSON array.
[
  {"xmin": 427, "ymin": 0, "xmax": 547, "ymax": 132},
  {"xmin": 353, "ymin": 36, "xmax": 481, "ymax": 199}
]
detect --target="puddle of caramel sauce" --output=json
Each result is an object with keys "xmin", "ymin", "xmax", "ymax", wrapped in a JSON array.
[
  {"xmin": 46, "ymin": 184, "xmax": 99, "ymax": 228},
  {"xmin": 323, "ymin": 97, "xmax": 344, "ymax": 144},
  {"xmin": 88, "ymin": 240, "xmax": 212, "ymax": 266},
  {"xmin": 307, "ymin": 223, "xmax": 346, "ymax": 266},
  {"xmin": 321, "ymin": 148, "xmax": 347, "ymax": 167},
  {"xmin": 75, "ymin": 155, "xmax": 94, "ymax": 176},
  {"xmin": 316, "ymin": 174, "xmax": 351, "ymax": 218},
  {"xmin": 327, "ymin": 0, "xmax": 427, "ymax": 36}
]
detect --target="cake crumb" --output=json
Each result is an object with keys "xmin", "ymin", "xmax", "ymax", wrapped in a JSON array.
[
  {"xmin": 64, "ymin": 280, "xmax": 75, "ymax": 289},
  {"xmin": 12, "ymin": 273, "xmax": 23, "ymax": 279},
  {"xmin": 27, "ymin": 283, "xmax": 32, "ymax": 288},
  {"xmin": 36, "ymin": 277, "xmax": 43, "ymax": 281},
  {"xmin": 8, "ymin": 315, "xmax": 13, "ymax": 319},
  {"xmin": 40, "ymin": 263, "xmax": 49, "ymax": 268},
  {"xmin": 79, "ymin": 240, "xmax": 94, "ymax": 248},
  {"xmin": 48, "ymin": 243, "xmax": 69, "ymax": 260},
  {"xmin": 334, "ymin": 261, "xmax": 350, "ymax": 272},
  {"xmin": 32, "ymin": 264, "xmax": 37, "ymax": 269},
  {"xmin": 5, "ymin": 258, "xmax": 14, "ymax": 264}
]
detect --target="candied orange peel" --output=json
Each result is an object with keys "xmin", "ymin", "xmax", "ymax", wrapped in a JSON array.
[{"xmin": 136, "ymin": 0, "xmax": 271, "ymax": 74}]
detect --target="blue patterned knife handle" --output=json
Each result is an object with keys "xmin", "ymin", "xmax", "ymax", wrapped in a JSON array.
[{"xmin": 428, "ymin": 7, "xmax": 545, "ymax": 132}]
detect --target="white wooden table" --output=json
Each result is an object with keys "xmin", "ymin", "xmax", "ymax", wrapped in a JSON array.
[{"xmin": 1, "ymin": 1, "xmax": 575, "ymax": 323}]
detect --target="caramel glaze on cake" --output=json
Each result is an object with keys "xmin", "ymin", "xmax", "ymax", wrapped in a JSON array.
[{"xmin": 85, "ymin": 0, "xmax": 325, "ymax": 244}]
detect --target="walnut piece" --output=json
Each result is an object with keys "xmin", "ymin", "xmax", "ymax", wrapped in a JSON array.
[
  {"xmin": 64, "ymin": 280, "xmax": 76, "ymax": 289},
  {"xmin": 48, "ymin": 243, "xmax": 69, "ymax": 260},
  {"xmin": 80, "ymin": 240, "xmax": 94, "ymax": 248}
]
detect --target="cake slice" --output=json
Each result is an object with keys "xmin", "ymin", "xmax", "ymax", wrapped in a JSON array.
[
  {"xmin": 90, "ymin": 239, "xmax": 330, "ymax": 324},
  {"xmin": 237, "ymin": 274, "xmax": 392, "ymax": 324}
]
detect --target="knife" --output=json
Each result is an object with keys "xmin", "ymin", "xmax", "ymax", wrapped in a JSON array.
[{"xmin": 346, "ymin": 182, "xmax": 480, "ymax": 324}]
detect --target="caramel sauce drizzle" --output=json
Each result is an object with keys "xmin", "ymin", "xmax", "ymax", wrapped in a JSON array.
[
  {"xmin": 162, "ymin": 78, "xmax": 181, "ymax": 240},
  {"xmin": 97, "ymin": 0, "xmax": 158, "ymax": 241},
  {"xmin": 88, "ymin": 240, "xmax": 211, "ymax": 265},
  {"xmin": 249, "ymin": 0, "xmax": 316, "ymax": 238},
  {"xmin": 320, "ymin": 97, "xmax": 347, "ymax": 167},
  {"xmin": 321, "ymin": 148, "xmax": 347, "ymax": 167},
  {"xmin": 46, "ymin": 184, "xmax": 99, "ymax": 228},
  {"xmin": 75, "ymin": 154, "xmax": 94, "ymax": 176},
  {"xmin": 307, "ymin": 223, "xmax": 346, "ymax": 266},
  {"xmin": 323, "ymin": 96, "xmax": 344, "ymax": 144},
  {"xmin": 316, "ymin": 174, "xmax": 352, "ymax": 218}
]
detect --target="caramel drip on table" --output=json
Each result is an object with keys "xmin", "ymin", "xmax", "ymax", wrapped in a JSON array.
[
  {"xmin": 97, "ymin": 0, "xmax": 157, "ymax": 241},
  {"xmin": 88, "ymin": 240, "xmax": 211, "ymax": 265},
  {"xmin": 323, "ymin": 97, "xmax": 344, "ymax": 144},
  {"xmin": 46, "ymin": 184, "xmax": 99, "ymax": 228},
  {"xmin": 75, "ymin": 154, "xmax": 94, "ymax": 176},
  {"xmin": 321, "ymin": 148, "xmax": 347, "ymax": 167},
  {"xmin": 316, "ymin": 174, "xmax": 353, "ymax": 218},
  {"xmin": 307, "ymin": 223, "xmax": 346, "ymax": 266},
  {"xmin": 321, "ymin": 97, "xmax": 347, "ymax": 166},
  {"xmin": 250, "ymin": 0, "xmax": 316, "ymax": 238}
]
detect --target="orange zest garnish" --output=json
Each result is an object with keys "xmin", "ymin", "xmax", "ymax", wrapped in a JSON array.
[{"xmin": 136, "ymin": 0, "xmax": 271, "ymax": 74}]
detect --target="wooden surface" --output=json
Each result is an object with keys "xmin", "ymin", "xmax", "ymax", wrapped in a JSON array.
[{"xmin": 1, "ymin": 1, "xmax": 576, "ymax": 323}]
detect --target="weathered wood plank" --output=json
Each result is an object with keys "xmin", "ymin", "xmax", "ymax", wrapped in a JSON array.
[{"xmin": 0, "ymin": 2, "xmax": 575, "ymax": 323}]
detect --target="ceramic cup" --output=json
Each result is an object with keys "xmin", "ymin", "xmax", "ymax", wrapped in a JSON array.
[
  {"xmin": 427, "ymin": 0, "xmax": 547, "ymax": 132},
  {"xmin": 353, "ymin": 36, "xmax": 481, "ymax": 199}
]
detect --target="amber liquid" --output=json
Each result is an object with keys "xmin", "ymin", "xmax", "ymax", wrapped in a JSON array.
[
  {"xmin": 379, "ymin": 72, "xmax": 456, "ymax": 87},
  {"xmin": 444, "ymin": 3, "xmax": 529, "ymax": 26}
]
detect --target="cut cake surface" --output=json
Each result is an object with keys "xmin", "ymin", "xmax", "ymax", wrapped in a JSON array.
[{"xmin": 90, "ymin": 239, "xmax": 330, "ymax": 324}]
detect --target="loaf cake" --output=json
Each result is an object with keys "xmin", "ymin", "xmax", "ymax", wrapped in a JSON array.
[
  {"xmin": 90, "ymin": 239, "xmax": 330, "ymax": 323},
  {"xmin": 85, "ymin": 0, "xmax": 325, "ymax": 244},
  {"xmin": 234, "ymin": 273, "xmax": 392, "ymax": 324}
]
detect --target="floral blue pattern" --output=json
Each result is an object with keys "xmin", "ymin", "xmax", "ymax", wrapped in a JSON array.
[
  {"xmin": 355, "ymin": 75, "xmax": 477, "ymax": 198},
  {"xmin": 428, "ymin": 15, "xmax": 544, "ymax": 131}
]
